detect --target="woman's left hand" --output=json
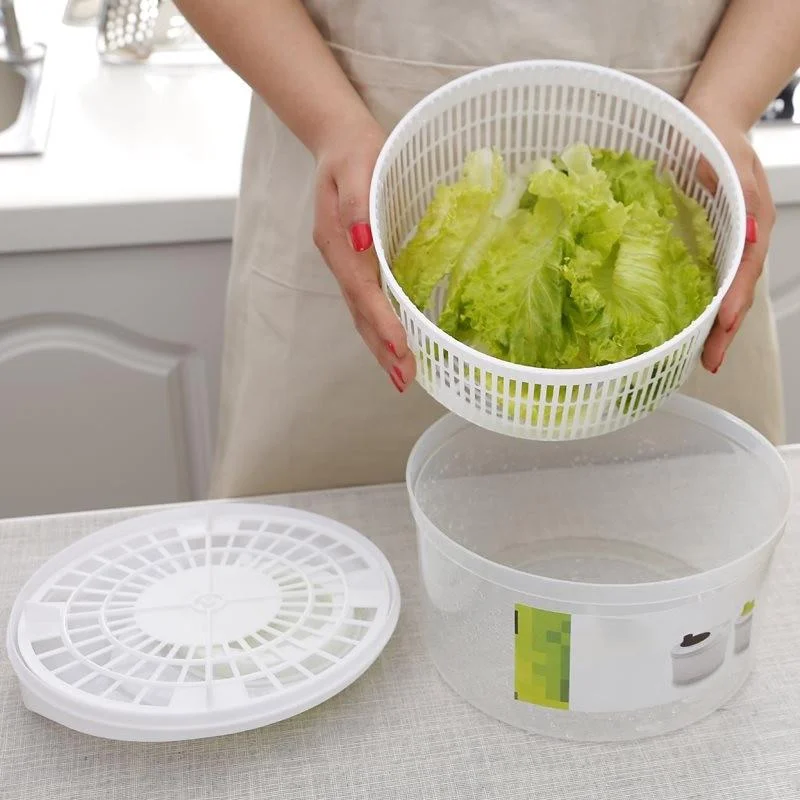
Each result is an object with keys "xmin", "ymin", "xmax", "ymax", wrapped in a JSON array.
[{"xmin": 689, "ymin": 111, "xmax": 776, "ymax": 374}]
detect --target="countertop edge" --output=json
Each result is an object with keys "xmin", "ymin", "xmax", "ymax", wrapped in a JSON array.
[
  {"xmin": 3, "ymin": 159, "xmax": 799, "ymax": 256},
  {"xmin": 0, "ymin": 197, "xmax": 238, "ymax": 254}
]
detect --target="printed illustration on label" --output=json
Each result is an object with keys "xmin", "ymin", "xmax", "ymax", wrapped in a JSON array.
[{"xmin": 514, "ymin": 604, "xmax": 571, "ymax": 710}]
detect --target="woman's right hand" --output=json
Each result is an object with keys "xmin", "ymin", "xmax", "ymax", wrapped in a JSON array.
[{"xmin": 312, "ymin": 114, "xmax": 416, "ymax": 393}]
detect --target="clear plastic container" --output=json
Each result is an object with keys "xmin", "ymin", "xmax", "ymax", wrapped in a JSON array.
[{"xmin": 407, "ymin": 396, "xmax": 791, "ymax": 741}]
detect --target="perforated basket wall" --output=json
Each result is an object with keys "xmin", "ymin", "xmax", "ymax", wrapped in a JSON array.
[{"xmin": 370, "ymin": 60, "xmax": 746, "ymax": 440}]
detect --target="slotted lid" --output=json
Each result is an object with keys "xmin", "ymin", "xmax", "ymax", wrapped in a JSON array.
[{"xmin": 7, "ymin": 503, "xmax": 400, "ymax": 741}]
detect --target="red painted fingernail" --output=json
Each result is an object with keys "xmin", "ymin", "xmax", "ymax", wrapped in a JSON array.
[
  {"xmin": 386, "ymin": 340, "xmax": 398, "ymax": 357},
  {"xmin": 390, "ymin": 371, "xmax": 404, "ymax": 393},
  {"xmin": 350, "ymin": 222, "xmax": 373, "ymax": 253},
  {"xmin": 745, "ymin": 215, "xmax": 758, "ymax": 245},
  {"xmin": 392, "ymin": 365, "xmax": 406, "ymax": 386}
]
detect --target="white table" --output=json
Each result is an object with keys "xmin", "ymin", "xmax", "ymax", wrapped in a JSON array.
[{"xmin": 2, "ymin": 452, "xmax": 799, "ymax": 800}]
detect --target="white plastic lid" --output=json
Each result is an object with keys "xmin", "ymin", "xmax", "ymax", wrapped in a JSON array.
[{"xmin": 7, "ymin": 503, "xmax": 400, "ymax": 741}]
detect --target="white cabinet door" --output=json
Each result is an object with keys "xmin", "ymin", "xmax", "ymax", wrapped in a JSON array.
[
  {"xmin": 770, "ymin": 205, "xmax": 800, "ymax": 443},
  {"xmin": 775, "ymin": 285, "xmax": 800, "ymax": 443},
  {"xmin": 0, "ymin": 242, "xmax": 230, "ymax": 517}
]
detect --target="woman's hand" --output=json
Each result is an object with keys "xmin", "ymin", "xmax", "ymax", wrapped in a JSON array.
[
  {"xmin": 680, "ymin": 0, "xmax": 799, "ymax": 374},
  {"xmin": 312, "ymin": 115, "xmax": 416, "ymax": 392},
  {"xmin": 689, "ymin": 111, "xmax": 776, "ymax": 374}
]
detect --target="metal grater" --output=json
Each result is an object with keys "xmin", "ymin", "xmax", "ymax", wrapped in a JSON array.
[{"xmin": 97, "ymin": 0, "xmax": 207, "ymax": 63}]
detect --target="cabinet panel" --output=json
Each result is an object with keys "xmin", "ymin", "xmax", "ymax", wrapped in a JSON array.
[
  {"xmin": 769, "ymin": 205, "xmax": 800, "ymax": 298},
  {"xmin": 769, "ymin": 204, "xmax": 800, "ymax": 443},
  {"xmin": 0, "ymin": 315, "xmax": 208, "ymax": 516},
  {"xmin": 775, "ymin": 283, "xmax": 800, "ymax": 444},
  {"xmin": 0, "ymin": 242, "xmax": 229, "ymax": 516}
]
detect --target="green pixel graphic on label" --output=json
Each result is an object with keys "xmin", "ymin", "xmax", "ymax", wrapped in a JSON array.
[{"xmin": 514, "ymin": 604, "xmax": 571, "ymax": 710}]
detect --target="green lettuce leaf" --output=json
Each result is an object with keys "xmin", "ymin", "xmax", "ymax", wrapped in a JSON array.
[
  {"xmin": 592, "ymin": 148, "xmax": 676, "ymax": 217},
  {"xmin": 392, "ymin": 149, "xmax": 524, "ymax": 312},
  {"xmin": 448, "ymin": 198, "xmax": 574, "ymax": 367},
  {"xmin": 565, "ymin": 205, "xmax": 673, "ymax": 365},
  {"xmin": 390, "ymin": 142, "xmax": 718, "ymax": 377}
]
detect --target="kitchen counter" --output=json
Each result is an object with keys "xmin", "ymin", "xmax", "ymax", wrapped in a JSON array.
[
  {"xmin": 0, "ymin": 25, "xmax": 250, "ymax": 254},
  {"xmin": 1, "ymin": 449, "xmax": 799, "ymax": 800},
  {"xmin": 1, "ymin": 23, "xmax": 800, "ymax": 254},
  {"xmin": 752, "ymin": 123, "xmax": 800, "ymax": 206}
]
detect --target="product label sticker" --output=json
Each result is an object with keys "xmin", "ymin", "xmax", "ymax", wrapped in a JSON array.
[
  {"xmin": 514, "ymin": 605, "xmax": 572, "ymax": 710},
  {"xmin": 514, "ymin": 574, "xmax": 763, "ymax": 714}
]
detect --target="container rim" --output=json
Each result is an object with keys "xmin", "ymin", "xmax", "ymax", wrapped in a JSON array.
[
  {"xmin": 406, "ymin": 395, "xmax": 792, "ymax": 609},
  {"xmin": 370, "ymin": 58, "xmax": 746, "ymax": 381}
]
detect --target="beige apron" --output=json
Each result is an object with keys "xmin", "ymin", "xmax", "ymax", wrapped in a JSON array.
[{"xmin": 211, "ymin": 0, "xmax": 785, "ymax": 498}]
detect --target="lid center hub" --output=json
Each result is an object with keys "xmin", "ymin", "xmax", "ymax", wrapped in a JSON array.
[{"xmin": 193, "ymin": 592, "xmax": 224, "ymax": 611}]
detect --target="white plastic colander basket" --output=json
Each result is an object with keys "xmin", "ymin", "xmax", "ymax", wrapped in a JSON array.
[{"xmin": 370, "ymin": 60, "xmax": 746, "ymax": 440}]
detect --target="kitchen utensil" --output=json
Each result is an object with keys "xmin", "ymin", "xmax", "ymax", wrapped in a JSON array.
[
  {"xmin": 97, "ymin": 0, "xmax": 215, "ymax": 64},
  {"xmin": 7, "ymin": 503, "xmax": 399, "ymax": 741},
  {"xmin": 406, "ymin": 395, "xmax": 789, "ymax": 741},
  {"xmin": 371, "ymin": 60, "xmax": 745, "ymax": 441}
]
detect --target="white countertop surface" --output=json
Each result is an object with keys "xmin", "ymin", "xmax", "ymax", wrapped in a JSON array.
[
  {"xmin": 1, "ymin": 449, "xmax": 799, "ymax": 799},
  {"xmin": 752, "ymin": 124, "xmax": 800, "ymax": 206},
  {"xmin": 1, "ymin": 23, "xmax": 799, "ymax": 255},
  {"xmin": 0, "ymin": 25, "xmax": 250, "ymax": 253}
]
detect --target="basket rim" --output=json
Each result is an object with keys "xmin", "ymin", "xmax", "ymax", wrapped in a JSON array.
[{"xmin": 369, "ymin": 58, "xmax": 746, "ymax": 379}]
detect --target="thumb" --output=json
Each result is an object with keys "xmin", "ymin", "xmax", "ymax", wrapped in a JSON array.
[{"xmin": 335, "ymin": 161, "xmax": 374, "ymax": 253}]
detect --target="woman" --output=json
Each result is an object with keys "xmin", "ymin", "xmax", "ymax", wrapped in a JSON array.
[{"xmin": 176, "ymin": 0, "xmax": 799, "ymax": 497}]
